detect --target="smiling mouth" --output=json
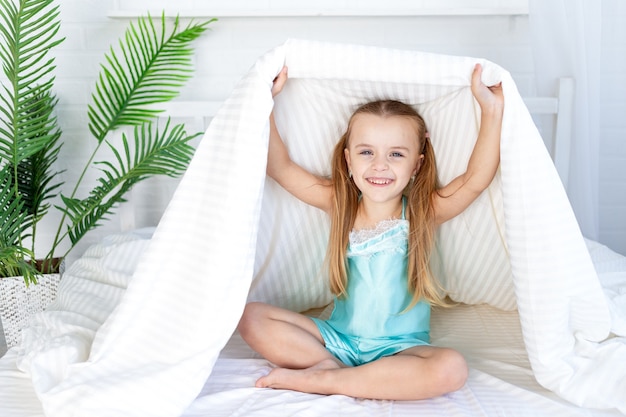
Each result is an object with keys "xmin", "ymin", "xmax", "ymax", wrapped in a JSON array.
[{"xmin": 367, "ymin": 178, "xmax": 393, "ymax": 185}]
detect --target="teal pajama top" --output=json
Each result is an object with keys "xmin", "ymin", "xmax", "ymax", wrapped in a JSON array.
[{"xmin": 312, "ymin": 198, "xmax": 431, "ymax": 366}]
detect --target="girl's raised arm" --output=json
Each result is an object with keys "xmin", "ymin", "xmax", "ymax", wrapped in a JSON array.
[
  {"xmin": 267, "ymin": 67, "xmax": 333, "ymax": 212},
  {"xmin": 433, "ymin": 63, "xmax": 504, "ymax": 225}
]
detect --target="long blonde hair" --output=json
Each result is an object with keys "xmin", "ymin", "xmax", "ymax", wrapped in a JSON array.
[{"xmin": 327, "ymin": 100, "xmax": 444, "ymax": 307}]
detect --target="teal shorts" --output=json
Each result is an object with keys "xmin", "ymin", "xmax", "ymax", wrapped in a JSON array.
[{"xmin": 311, "ymin": 317, "xmax": 430, "ymax": 367}]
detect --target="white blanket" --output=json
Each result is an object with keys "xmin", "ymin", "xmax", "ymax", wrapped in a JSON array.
[{"xmin": 8, "ymin": 39, "xmax": 626, "ymax": 416}]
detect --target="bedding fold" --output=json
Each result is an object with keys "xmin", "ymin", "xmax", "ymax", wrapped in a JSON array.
[{"xmin": 2, "ymin": 39, "xmax": 624, "ymax": 416}]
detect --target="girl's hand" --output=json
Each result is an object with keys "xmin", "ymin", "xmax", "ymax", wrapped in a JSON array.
[
  {"xmin": 272, "ymin": 66, "xmax": 288, "ymax": 97},
  {"xmin": 470, "ymin": 63, "xmax": 504, "ymax": 113}
]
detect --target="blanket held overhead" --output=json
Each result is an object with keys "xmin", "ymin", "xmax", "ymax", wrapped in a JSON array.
[{"xmin": 9, "ymin": 39, "xmax": 626, "ymax": 416}]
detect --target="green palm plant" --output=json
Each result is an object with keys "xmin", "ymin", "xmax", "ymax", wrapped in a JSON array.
[
  {"xmin": 0, "ymin": 165, "xmax": 38, "ymax": 280},
  {"xmin": 0, "ymin": 0, "xmax": 215, "ymax": 284}
]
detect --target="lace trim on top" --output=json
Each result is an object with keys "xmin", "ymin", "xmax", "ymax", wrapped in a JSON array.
[{"xmin": 349, "ymin": 218, "xmax": 407, "ymax": 245}]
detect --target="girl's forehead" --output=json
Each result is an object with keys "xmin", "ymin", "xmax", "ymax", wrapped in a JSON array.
[{"xmin": 348, "ymin": 114, "xmax": 421, "ymax": 147}]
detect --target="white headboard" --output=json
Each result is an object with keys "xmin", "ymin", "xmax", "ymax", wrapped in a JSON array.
[
  {"xmin": 118, "ymin": 78, "xmax": 575, "ymax": 231},
  {"xmin": 523, "ymin": 78, "xmax": 575, "ymax": 188}
]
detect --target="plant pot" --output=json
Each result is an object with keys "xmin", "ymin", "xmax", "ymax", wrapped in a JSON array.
[{"xmin": 0, "ymin": 270, "xmax": 63, "ymax": 349}]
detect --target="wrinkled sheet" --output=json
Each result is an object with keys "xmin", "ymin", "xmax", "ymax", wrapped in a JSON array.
[{"xmin": 1, "ymin": 238, "xmax": 623, "ymax": 417}]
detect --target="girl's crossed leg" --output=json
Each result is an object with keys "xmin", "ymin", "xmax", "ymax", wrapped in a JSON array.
[
  {"xmin": 238, "ymin": 301, "xmax": 340, "ymax": 370},
  {"xmin": 238, "ymin": 302, "xmax": 468, "ymax": 400}
]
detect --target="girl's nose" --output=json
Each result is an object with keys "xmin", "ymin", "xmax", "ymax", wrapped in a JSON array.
[{"xmin": 372, "ymin": 155, "xmax": 388, "ymax": 171}]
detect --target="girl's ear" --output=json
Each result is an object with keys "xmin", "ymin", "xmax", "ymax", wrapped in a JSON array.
[
  {"xmin": 413, "ymin": 154, "xmax": 425, "ymax": 176},
  {"xmin": 344, "ymin": 148, "xmax": 352, "ymax": 172}
]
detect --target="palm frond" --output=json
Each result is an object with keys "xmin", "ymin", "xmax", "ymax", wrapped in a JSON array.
[
  {"xmin": 7, "ymin": 91, "xmax": 63, "ymax": 221},
  {"xmin": 100, "ymin": 118, "xmax": 197, "ymax": 178},
  {"xmin": 0, "ymin": 0, "xmax": 64, "ymax": 164},
  {"xmin": 0, "ymin": 89, "xmax": 63, "ymax": 252},
  {"xmin": 57, "ymin": 120, "xmax": 198, "ymax": 248},
  {"xmin": 87, "ymin": 13, "xmax": 215, "ymax": 142},
  {"xmin": 0, "ymin": 245, "xmax": 39, "ymax": 285},
  {"xmin": 0, "ymin": 0, "xmax": 64, "ymax": 269},
  {"xmin": 0, "ymin": 165, "xmax": 33, "ymax": 243},
  {"xmin": 0, "ymin": 165, "xmax": 38, "ymax": 283},
  {"xmin": 47, "ymin": 13, "xmax": 213, "ymax": 264},
  {"xmin": 58, "ymin": 180, "xmax": 134, "ymax": 246}
]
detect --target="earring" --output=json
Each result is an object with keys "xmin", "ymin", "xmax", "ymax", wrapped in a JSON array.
[{"xmin": 348, "ymin": 170, "xmax": 352, "ymax": 178}]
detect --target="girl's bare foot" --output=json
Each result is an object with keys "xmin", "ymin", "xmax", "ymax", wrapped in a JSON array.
[{"xmin": 256, "ymin": 358, "xmax": 342, "ymax": 394}]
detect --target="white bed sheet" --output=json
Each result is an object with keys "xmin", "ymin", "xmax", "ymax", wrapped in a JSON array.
[
  {"xmin": 1, "ymin": 307, "xmax": 621, "ymax": 417},
  {"xmin": 181, "ymin": 302, "xmax": 623, "ymax": 417},
  {"xmin": 187, "ymin": 233, "xmax": 623, "ymax": 417},
  {"xmin": 0, "ymin": 235, "xmax": 624, "ymax": 417}
]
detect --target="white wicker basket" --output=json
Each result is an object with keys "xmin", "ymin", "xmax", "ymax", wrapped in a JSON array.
[{"xmin": 0, "ymin": 273, "xmax": 62, "ymax": 349}]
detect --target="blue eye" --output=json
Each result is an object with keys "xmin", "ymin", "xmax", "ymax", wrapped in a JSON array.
[
  {"xmin": 359, "ymin": 150, "xmax": 373, "ymax": 156},
  {"xmin": 390, "ymin": 152, "xmax": 404, "ymax": 158}
]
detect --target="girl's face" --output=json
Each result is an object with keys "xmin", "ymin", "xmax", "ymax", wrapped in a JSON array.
[{"xmin": 344, "ymin": 113, "xmax": 424, "ymax": 205}]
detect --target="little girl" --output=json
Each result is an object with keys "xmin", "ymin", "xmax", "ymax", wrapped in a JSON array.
[{"xmin": 238, "ymin": 64, "xmax": 504, "ymax": 400}]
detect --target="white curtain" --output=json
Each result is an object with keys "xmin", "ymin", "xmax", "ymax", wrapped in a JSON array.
[{"xmin": 528, "ymin": 0, "xmax": 604, "ymax": 240}]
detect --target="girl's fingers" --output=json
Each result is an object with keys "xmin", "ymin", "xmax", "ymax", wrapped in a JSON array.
[
  {"xmin": 470, "ymin": 63, "xmax": 504, "ymax": 108},
  {"xmin": 472, "ymin": 63, "xmax": 482, "ymax": 82},
  {"xmin": 272, "ymin": 66, "xmax": 288, "ymax": 97}
]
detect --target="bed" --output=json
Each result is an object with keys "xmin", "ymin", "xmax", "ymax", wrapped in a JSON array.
[{"xmin": 1, "ymin": 39, "xmax": 625, "ymax": 417}]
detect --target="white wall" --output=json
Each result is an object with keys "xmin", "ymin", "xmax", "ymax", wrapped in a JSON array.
[
  {"xmin": 44, "ymin": 0, "xmax": 624, "ymax": 265},
  {"xmin": 599, "ymin": 2, "xmax": 626, "ymax": 255}
]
